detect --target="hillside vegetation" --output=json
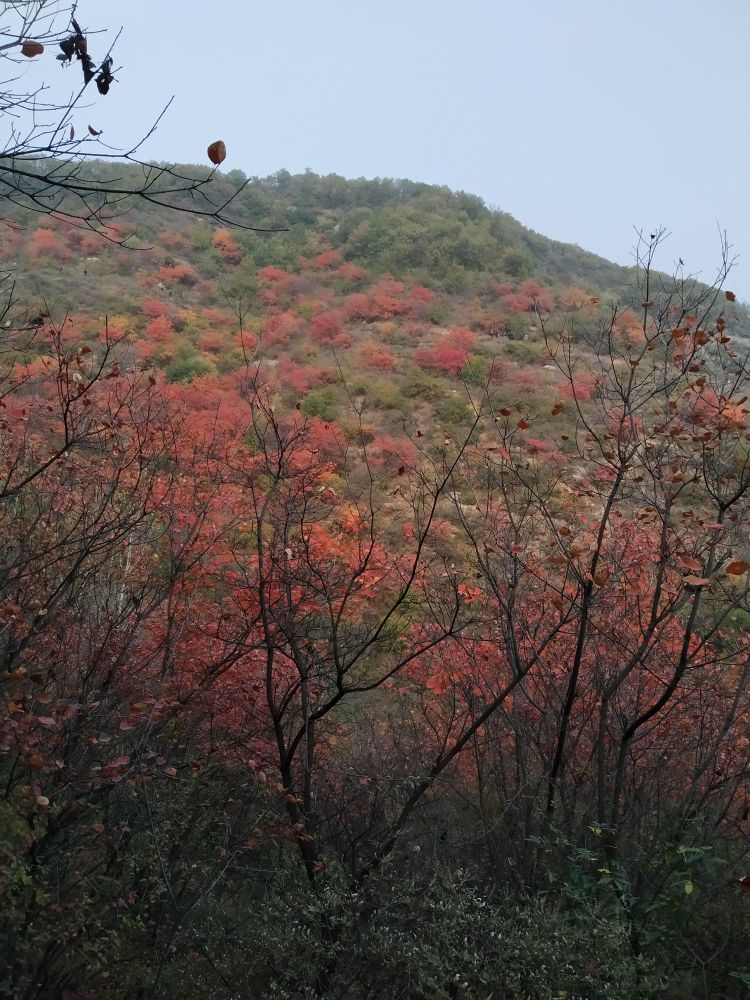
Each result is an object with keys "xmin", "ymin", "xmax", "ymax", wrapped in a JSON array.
[{"xmin": 2, "ymin": 165, "xmax": 750, "ymax": 999}]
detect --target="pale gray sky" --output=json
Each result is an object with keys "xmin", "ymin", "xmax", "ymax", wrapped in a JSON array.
[{"xmin": 96, "ymin": 0, "xmax": 748, "ymax": 297}]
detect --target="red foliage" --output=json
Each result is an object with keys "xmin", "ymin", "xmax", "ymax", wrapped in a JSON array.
[
  {"xmin": 197, "ymin": 330, "xmax": 227, "ymax": 354},
  {"xmin": 145, "ymin": 315, "xmax": 175, "ymax": 343},
  {"xmin": 28, "ymin": 228, "xmax": 71, "ymax": 263},
  {"xmin": 368, "ymin": 276, "xmax": 409, "ymax": 319},
  {"xmin": 414, "ymin": 337, "xmax": 470, "ymax": 375},
  {"xmin": 233, "ymin": 330, "xmax": 259, "ymax": 355},
  {"xmin": 314, "ymin": 249, "xmax": 342, "ymax": 269},
  {"xmin": 335, "ymin": 262, "xmax": 368, "ymax": 283},
  {"xmin": 262, "ymin": 311, "xmax": 300, "ymax": 347},
  {"xmin": 142, "ymin": 297, "xmax": 172, "ymax": 319},
  {"xmin": 368, "ymin": 434, "xmax": 418, "ymax": 469},
  {"xmin": 498, "ymin": 280, "xmax": 555, "ymax": 315},
  {"xmin": 449, "ymin": 327, "xmax": 477, "ymax": 351},
  {"xmin": 258, "ymin": 266, "xmax": 292, "ymax": 284},
  {"xmin": 159, "ymin": 262, "xmax": 198, "ymax": 286},
  {"xmin": 212, "ymin": 228, "xmax": 244, "ymax": 264},
  {"xmin": 276, "ymin": 357, "xmax": 331, "ymax": 394},
  {"xmin": 558, "ymin": 371, "xmax": 598, "ymax": 402},
  {"xmin": 409, "ymin": 285, "xmax": 433, "ymax": 304},
  {"xmin": 310, "ymin": 311, "xmax": 346, "ymax": 346},
  {"xmin": 359, "ymin": 341, "xmax": 397, "ymax": 371},
  {"xmin": 344, "ymin": 292, "xmax": 370, "ymax": 321}
]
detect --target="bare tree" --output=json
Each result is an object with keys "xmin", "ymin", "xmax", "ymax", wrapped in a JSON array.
[{"xmin": 0, "ymin": 1, "xmax": 276, "ymax": 240}]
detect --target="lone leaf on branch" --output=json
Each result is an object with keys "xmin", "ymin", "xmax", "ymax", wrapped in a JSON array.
[
  {"xmin": 207, "ymin": 140, "xmax": 227, "ymax": 165},
  {"xmin": 88, "ymin": 125, "xmax": 102, "ymax": 136},
  {"xmin": 21, "ymin": 41, "xmax": 44, "ymax": 57},
  {"xmin": 726, "ymin": 290, "xmax": 737, "ymax": 302}
]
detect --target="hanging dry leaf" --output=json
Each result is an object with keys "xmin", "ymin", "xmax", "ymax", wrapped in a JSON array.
[
  {"xmin": 207, "ymin": 140, "xmax": 227, "ymax": 165},
  {"xmin": 725, "ymin": 290, "xmax": 736, "ymax": 302},
  {"xmin": 21, "ymin": 41, "xmax": 44, "ymax": 57},
  {"xmin": 88, "ymin": 125, "xmax": 102, "ymax": 136}
]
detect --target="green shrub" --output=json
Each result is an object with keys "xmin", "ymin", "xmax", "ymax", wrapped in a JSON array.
[
  {"xmin": 301, "ymin": 387, "xmax": 336, "ymax": 420},
  {"xmin": 165, "ymin": 354, "xmax": 214, "ymax": 382}
]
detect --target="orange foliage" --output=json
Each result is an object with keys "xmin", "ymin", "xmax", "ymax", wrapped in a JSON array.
[{"xmin": 159, "ymin": 262, "xmax": 198, "ymax": 286}]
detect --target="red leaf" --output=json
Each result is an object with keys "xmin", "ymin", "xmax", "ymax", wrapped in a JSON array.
[
  {"xmin": 517, "ymin": 419, "xmax": 530, "ymax": 430},
  {"xmin": 725, "ymin": 560, "xmax": 750, "ymax": 576},
  {"xmin": 678, "ymin": 555, "xmax": 703, "ymax": 572},
  {"xmin": 725, "ymin": 290, "xmax": 736, "ymax": 302},
  {"xmin": 21, "ymin": 41, "xmax": 44, "ymax": 57},
  {"xmin": 207, "ymin": 140, "xmax": 227, "ymax": 165},
  {"xmin": 683, "ymin": 575, "xmax": 712, "ymax": 587}
]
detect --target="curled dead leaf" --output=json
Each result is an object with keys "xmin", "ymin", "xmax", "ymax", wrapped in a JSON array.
[
  {"xmin": 21, "ymin": 41, "xmax": 44, "ymax": 57},
  {"xmin": 207, "ymin": 140, "xmax": 227, "ymax": 165}
]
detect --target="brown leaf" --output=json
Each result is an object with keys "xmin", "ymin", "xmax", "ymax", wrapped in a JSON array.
[
  {"xmin": 88, "ymin": 125, "xmax": 102, "ymax": 136},
  {"xmin": 725, "ymin": 560, "xmax": 750, "ymax": 576},
  {"xmin": 517, "ymin": 418, "xmax": 530, "ymax": 430},
  {"xmin": 21, "ymin": 41, "xmax": 44, "ymax": 57},
  {"xmin": 683, "ymin": 575, "xmax": 712, "ymax": 587},
  {"xmin": 725, "ymin": 290, "xmax": 736, "ymax": 302},
  {"xmin": 207, "ymin": 140, "xmax": 227, "ymax": 166}
]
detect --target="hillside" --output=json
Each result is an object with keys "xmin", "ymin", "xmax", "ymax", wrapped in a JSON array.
[
  {"xmin": 4, "ymin": 164, "xmax": 746, "ymax": 480},
  {"xmin": 3, "ymin": 164, "xmax": 750, "ymax": 999}
]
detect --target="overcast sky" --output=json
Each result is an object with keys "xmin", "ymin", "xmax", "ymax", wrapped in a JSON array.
[{"xmin": 95, "ymin": 0, "xmax": 748, "ymax": 297}]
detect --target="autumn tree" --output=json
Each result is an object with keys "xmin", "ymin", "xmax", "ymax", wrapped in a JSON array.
[{"xmin": 428, "ymin": 232, "xmax": 750, "ymax": 961}]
